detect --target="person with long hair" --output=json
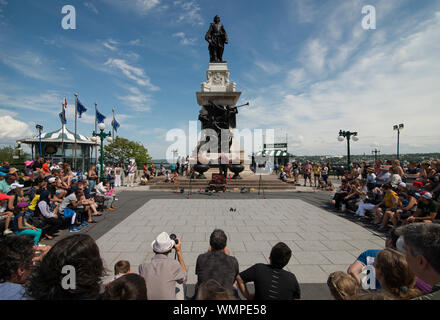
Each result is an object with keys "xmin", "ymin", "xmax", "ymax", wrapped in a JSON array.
[
  {"xmin": 26, "ymin": 234, "xmax": 105, "ymax": 300},
  {"xmin": 102, "ymin": 274, "xmax": 147, "ymax": 300},
  {"xmin": 327, "ymin": 272, "xmax": 361, "ymax": 300},
  {"xmin": 374, "ymin": 248, "xmax": 422, "ymax": 299}
]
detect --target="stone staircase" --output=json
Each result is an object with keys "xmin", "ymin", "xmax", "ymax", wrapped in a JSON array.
[{"xmin": 147, "ymin": 171, "xmax": 297, "ymax": 191}]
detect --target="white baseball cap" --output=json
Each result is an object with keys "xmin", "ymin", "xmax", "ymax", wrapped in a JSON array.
[
  {"xmin": 151, "ymin": 232, "xmax": 175, "ymax": 254},
  {"xmin": 399, "ymin": 182, "xmax": 407, "ymax": 188},
  {"xmin": 48, "ymin": 177, "xmax": 57, "ymax": 184},
  {"xmin": 10, "ymin": 182, "xmax": 24, "ymax": 190}
]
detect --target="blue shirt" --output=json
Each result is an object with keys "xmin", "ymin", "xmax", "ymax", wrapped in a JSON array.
[
  {"xmin": 12, "ymin": 213, "xmax": 24, "ymax": 232},
  {"xmin": 357, "ymin": 249, "xmax": 381, "ymax": 290},
  {"xmin": 0, "ymin": 282, "xmax": 28, "ymax": 300}
]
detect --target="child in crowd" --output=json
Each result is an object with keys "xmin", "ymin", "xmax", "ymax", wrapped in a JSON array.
[
  {"xmin": 105, "ymin": 260, "xmax": 132, "ymax": 287},
  {"xmin": 102, "ymin": 274, "xmax": 147, "ymax": 300},
  {"xmin": 12, "ymin": 202, "xmax": 42, "ymax": 245},
  {"xmin": 327, "ymin": 272, "xmax": 361, "ymax": 300}
]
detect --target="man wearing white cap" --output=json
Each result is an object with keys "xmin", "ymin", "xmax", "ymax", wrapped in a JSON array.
[
  {"xmin": 138, "ymin": 232, "xmax": 187, "ymax": 300},
  {"xmin": 404, "ymin": 192, "xmax": 438, "ymax": 224}
]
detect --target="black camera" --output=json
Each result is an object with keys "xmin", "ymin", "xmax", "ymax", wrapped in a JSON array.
[{"xmin": 170, "ymin": 233, "xmax": 179, "ymax": 245}]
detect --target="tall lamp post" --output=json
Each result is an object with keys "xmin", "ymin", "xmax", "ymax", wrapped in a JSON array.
[
  {"xmin": 393, "ymin": 124, "xmax": 404, "ymax": 160},
  {"xmin": 91, "ymin": 123, "xmax": 113, "ymax": 179},
  {"xmin": 35, "ymin": 124, "xmax": 43, "ymax": 157},
  {"xmin": 338, "ymin": 130, "xmax": 359, "ymax": 172},
  {"xmin": 372, "ymin": 148, "xmax": 380, "ymax": 162}
]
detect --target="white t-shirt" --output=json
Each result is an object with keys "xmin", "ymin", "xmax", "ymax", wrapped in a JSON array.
[{"xmin": 367, "ymin": 173, "xmax": 376, "ymax": 183}]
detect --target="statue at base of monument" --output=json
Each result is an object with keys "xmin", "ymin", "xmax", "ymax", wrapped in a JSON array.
[{"xmin": 205, "ymin": 15, "xmax": 228, "ymax": 63}]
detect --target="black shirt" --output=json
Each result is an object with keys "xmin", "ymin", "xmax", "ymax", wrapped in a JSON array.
[
  {"xmin": 195, "ymin": 251, "xmax": 239, "ymax": 291},
  {"xmin": 418, "ymin": 200, "xmax": 438, "ymax": 218},
  {"xmin": 240, "ymin": 264, "xmax": 301, "ymax": 300}
]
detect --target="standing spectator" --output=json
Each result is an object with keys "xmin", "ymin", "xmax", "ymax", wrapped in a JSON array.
[
  {"xmin": 127, "ymin": 160, "xmax": 136, "ymax": 187},
  {"xmin": 236, "ymin": 242, "xmax": 301, "ymax": 300},
  {"xmin": 0, "ymin": 235, "xmax": 38, "ymax": 300},
  {"xmin": 292, "ymin": 162, "xmax": 299, "ymax": 184},
  {"xmin": 321, "ymin": 164, "xmax": 329, "ymax": 186},
  {"xmin": 398, "ymin": 223, "xmax": 440, "ymax": 300},
  {"xmin": 313, "ymin": 163, "xmax": 321, "ymax": 187},
  {"xmin": 195, "ymin": 229, "xmax": 239, "ymax": 297},
  {"xmin": 114, "ymin": 163, "xmax": 122, "ymax": 187},
  {"xmin": 87, "ymin": 164, "xmax": 98, "ymax": 192},
  {"xmin": 374, "ymin": 248, "xmax": 422, "ymax": 299},
  {"xmin": 303, "ymin": 161, "xmax": 313, "ymax": 187},
  {"xmin": 327, "ymin": 272, "xmax": 360, "ymax": 300},
  {"xmin": 26, "ymin": 234, "xmax": 105, "ymax": 300},
  {"xmin": 138, "ymin": 232, "xmax": 187, "ymax": 300}
]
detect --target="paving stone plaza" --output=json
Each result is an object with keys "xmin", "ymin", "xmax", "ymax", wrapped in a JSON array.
[{"xmin": 96, "ymin": 198, "xmax": 385, "ymax": 285}]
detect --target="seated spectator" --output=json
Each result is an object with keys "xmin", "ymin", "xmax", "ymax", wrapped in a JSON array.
[
  {"xmin": 375, "ymin": 165, "xmax": 391, "ymax": 187},
  {"xmin": 332, "ymin": 178, "xmax": 352, "ymax": 210},
  {"xmin": 0, "ymin": 235, "xmax": 36, "ymax": 300},
  {"xmin": 342, "ymin": 180, "xmax": 367, "ymax": 212},
  {"xmin": 373, "ymin": 184, "xmax": 399, "ymax": 225},
  {"xmin": 391, "ymin": 160, "xmax": 405, "ymax": 178},
  {"xmin": 37, "ymin": 190, "xmax": 64, "ymax": 239},
  {"xmin": 0, "ymin": 174, "xmax": 16, "ymax": 195},
  {"xmin": 397, "ymin": 223, "xmax": 440, "ymax": 300},
  {"xmin": 102, "ymin": 274, "xmax": 147, "ymax": 300},
  {"xmin": 327, "ymin": 272, "xmax": 361, "ymax": 300},
  {"xmin": 26, "ymin": 234, "xmax": 105, "ymax": 300},
  {"xmin": 390, "ymin": 167, "xmax": 403, "ymax": 189},
  {"xmin": 12, "ymin": 202, "xmax": 42, "ymax": 245},
  {"xmin": 405, "ymin": 162, "xmax": 420, "ymax": 179},
  {"xmin": 58, "ymin": 189, "xmax": 81, "ymax": 233},
  {"xmin": 350, "ymin": 291, "xmax": 394, "ymax": 300},
  {"xmin": 397, "ymin": 182, "xmax": 409, "ymax": 195},
  {"xmin": 412, "ymin": 181, "xmax": 424, "ymax": 200},
  {"xmin": 138, "ymin": 232, "xmax": 187, "ymax": 300},
  {"xmin": 374, "ymin": 248, "xmax": 422, "ymax": 299},
  {"xmin": 105, "ymin": 260, "xmax": 132, "ymax": 288},
  {"xmin": 96, "ymin": 179, "xmax": 116, "ymax": 211},
  {"xmin": 0, "ymin": 193, "xmax": 14, "ymax": 235},
  {"xmin": 196, "ymin": 279, "xmax": 237, "ymax": 300},
  {"xmin": 279, "ymin": 171, "xmax": 287, "ymax": 182},
  {"xmin": 381, "ymin": 192, "xmax": 418, "ymax": 229},
  {"xmin": 236, "ymin": 242, "xmax": 301, "ymax": 300},
  {"xmin": 195, "ymin": 229, "xmax": 239, "ymax": 298},
  {"xmin": 403, "ymin": 192, "xmax": 438, "ymax": 225}
]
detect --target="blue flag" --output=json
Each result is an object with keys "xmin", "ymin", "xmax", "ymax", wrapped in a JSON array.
[
  {"xmin": 59, "ymin": 111, "xmax": 66, "ymax": 124},
  {"xmin": 77, "ymin": 99, "xmax": 87, "ymax": 118},
  {"xmin": 112, "ymin": 119, "xmax": 120, "ymax": 132},
  {"xmin": 96, "ymin": 109, "xmax": 106, "ymax": 123}
]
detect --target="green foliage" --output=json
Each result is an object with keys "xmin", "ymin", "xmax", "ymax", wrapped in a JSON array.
[
  {"xmin": 0, "ymin": 146, "xmax": 31, "ymax": 166},
  {"xmin": 103, "ymin": 136, "xmax": 152, "ymax": 167}
]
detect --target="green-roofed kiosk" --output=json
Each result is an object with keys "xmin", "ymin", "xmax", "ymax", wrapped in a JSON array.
[{"xmin": 19, "ymin": 127, "xmax": 98, "ymax": 171}]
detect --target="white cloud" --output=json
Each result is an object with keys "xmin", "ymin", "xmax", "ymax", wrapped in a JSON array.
[
  {"xmin": 84, "ymin": 2, "xmax": 99, "ymax": 14},
  {"xmin": 100, "ymin": 0, "xmax": 160, "ymax": 15},
  {"xmin": 300, "ymin": 38, "xmax": 328, "ymax": 74},
  {"xmin": 116, "ymin": 86, "xmax": 153, "ymax": 112},
  {"xmin": 174, "ymin": 0, "xmax": 203, "ymax": 26},
  {"xmin": 240, "ymin": 10, "xmax": 440, "ymax": 155},
  {"xmin": 0, "ymin": 51, "xmax": 64, "ymax": 83},
  {"xmin": 172, "ymin": 32, "xmax": 196, "ymax": 46},
  {"xmin": 255, "ymin": 61, "xmax": 281, "ymax": 75},
  {"xmin": 104, "ymin": 58, "xmax": 159, "ymax": 91},
  {"xmin": 0, "ymin": 115, "xmax": 33, "ymax": 143}
]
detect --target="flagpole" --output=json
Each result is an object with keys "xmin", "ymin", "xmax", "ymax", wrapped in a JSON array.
[
  {"xmin": 61, "ymin": 98, "xmax": 65, "ymax": 162},
  {"xmin": 94, "ymin": 102, "xmax": 98, "ymax": 166},
  {"xmin": 74, "ymin": 93, "xmax": 78, "ymax": 171},
  {"xmin": 112, "ymin": 108, "xmax": 115, "ymax": 142}
]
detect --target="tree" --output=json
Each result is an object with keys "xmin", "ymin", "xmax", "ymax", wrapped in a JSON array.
[
  {"xmin": 103, "ymin": 136, "xmax": 152, "ymax": 167},
  {"xmin": 0, "ymin": 146, "xmax": 31, "ymax": 165}
]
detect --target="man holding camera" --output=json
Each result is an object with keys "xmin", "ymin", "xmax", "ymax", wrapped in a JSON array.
[{"xmin": 139, "ymin": 232, "xmax": 187, "ymax": 300}]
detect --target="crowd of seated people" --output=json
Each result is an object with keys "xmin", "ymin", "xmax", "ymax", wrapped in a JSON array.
[
  {"xmin": 1, "ymin": 223, "xmax": 438, "ymax": 301},
  {"xmin": 0, "ymin": 159, "xmax": 118, "ymax": 242},
  {"xmin": 331, "ymin": 159, "xmax": 440, "ymax": 231}
]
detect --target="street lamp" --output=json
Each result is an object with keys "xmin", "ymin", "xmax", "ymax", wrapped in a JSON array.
[
  {"xmin": 393, "ymin": 123, "xmax": 404, "ymax": 160},
  {"xmin": 35, "ymin": 124, "xmax": 43, "ymax": 157},
  {"xmin": 338, "ymin": 130, "xmax": 359, "ymax": 172},
  {"xmin": 372, "ymin": 148, "xmax": 380, "ymax": 162},
  {"xmin": 92, "ymin": 123, "xmax": 112, "ymax": 179}
]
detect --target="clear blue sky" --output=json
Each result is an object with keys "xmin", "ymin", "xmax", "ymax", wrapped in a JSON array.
[{"xmin": 0, "ymin": 0, "xmax": 439, "ymax": 158}]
